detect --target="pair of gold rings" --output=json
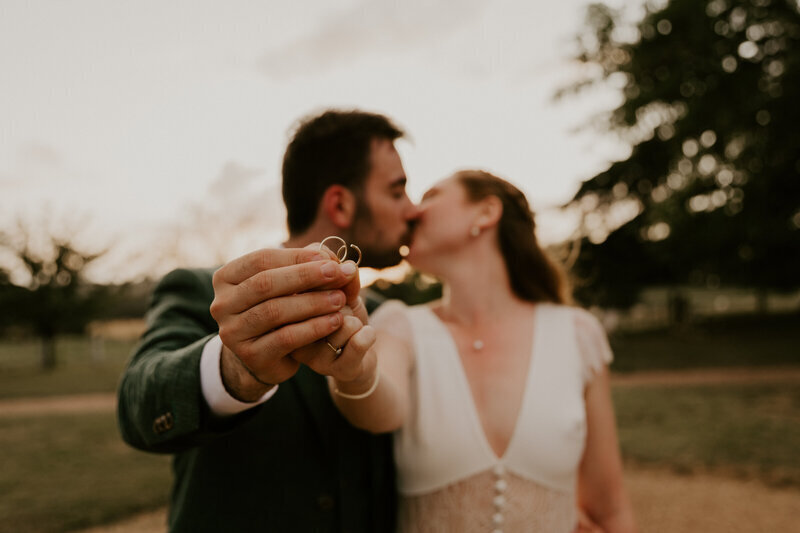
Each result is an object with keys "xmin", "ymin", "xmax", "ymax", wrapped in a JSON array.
[
  {"xmin": 320, "ymin": 236, "xmax": 361, "ymax": 356},
  {"xmin": 319, "ymin": 236, "xmax": 362, "ymax": 266}
]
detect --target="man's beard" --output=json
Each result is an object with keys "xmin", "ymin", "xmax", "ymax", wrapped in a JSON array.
[
  {"xmin": 349, "ymin": 209, "xmax": 411, "ymax": 270},
  {"xmin": 359, "ymin": 243, "xmax": 404, "ymax": 270}
]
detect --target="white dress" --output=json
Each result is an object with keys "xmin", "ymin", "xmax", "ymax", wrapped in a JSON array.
[{"xmin": 370, "ymin": 301, "xmax": 613, "ymax": 533}]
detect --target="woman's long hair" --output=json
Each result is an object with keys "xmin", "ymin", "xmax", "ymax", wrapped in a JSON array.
[{"xmin": 456, "ymin": 170, "xmax": 572, "ymax": 305}]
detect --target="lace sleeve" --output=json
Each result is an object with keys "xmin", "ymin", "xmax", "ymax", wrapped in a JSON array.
[{"xmin": 572, "ymin": 308, "xmax": 613, "ymax": 383}]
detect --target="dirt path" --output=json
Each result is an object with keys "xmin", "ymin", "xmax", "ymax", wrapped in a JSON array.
[
  {"xmin": 625, "ymin": 466, "xmax": 799, "ymax": 533},
  {"xmin": 0, "ymin": 392, "xmax": 115, "ymax": 416},
  {"xmin": 78, "ymin": 509, "xmax": 166, "ymax": 533},
  {"xmin": 610, "ymin": 365, "xmax": 800, "ymax": 387},
  {"xmin": 77, "ymin": 466, "xmax": 800, "ymax": 533}
]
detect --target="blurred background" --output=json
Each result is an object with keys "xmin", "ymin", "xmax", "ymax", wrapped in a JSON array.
[{"xmin": 1, "ymin": 0, "xmax": 798, "ymax": 532}]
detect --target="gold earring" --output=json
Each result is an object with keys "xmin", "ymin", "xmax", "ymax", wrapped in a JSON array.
[{"xmin": 470, "ymin": 226, "xmax": 480, "ymax": 237}]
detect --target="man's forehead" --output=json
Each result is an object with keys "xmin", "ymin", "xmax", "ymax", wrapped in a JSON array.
[{"xmin": 367, "ymin": 139, "xmax": 406, "ymax": 186}]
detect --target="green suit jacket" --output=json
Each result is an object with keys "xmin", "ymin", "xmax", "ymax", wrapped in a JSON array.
[{"xmin": 117, "ymin": 268, "xmax": 395, "ymax": 532}]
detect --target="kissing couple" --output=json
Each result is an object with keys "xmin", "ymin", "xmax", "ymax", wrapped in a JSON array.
[{"xmin": 119, "ymin": 109, "xmax": 637, "ymax": 533}]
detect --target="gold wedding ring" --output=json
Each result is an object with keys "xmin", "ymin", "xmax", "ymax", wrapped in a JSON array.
[
  {"xmin": 325, "ymin": 339, "xmax": 343, "ymax": 357},
  {"xmin": 319, "ymin": 236, "xmax": 362, "ymax": 266}
]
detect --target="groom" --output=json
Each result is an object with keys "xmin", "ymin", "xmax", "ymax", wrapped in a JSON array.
[{"xmin": 118, "ymin": 110, "xmax": 418, "ymax": 532}]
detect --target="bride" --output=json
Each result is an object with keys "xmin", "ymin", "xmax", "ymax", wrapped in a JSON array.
[{"xmin": 325, "ymin": 170, "xmax": 637, "ymax": 532}]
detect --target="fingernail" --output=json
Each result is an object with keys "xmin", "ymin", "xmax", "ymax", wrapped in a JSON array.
[
  {"xmin": 321, "ymin": 261, "xmax": 337, "ymax": 278},
  {"xmin": 340, "ymin": 262, "xmax": 357, "ymax": 276},
  {"xmin": 329, "ymin": 313, "xmax": 341, "ymax": 328},
  {"xmin": 311, "ymin": 252, "xmax": 326, "ymax": 261},
  {"xmin": 329, "ymin": 291, "xmax": 345, "ymax": 306}
]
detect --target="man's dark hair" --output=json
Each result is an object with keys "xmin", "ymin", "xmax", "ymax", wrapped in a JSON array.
[{"xmin": 282, "ymin": 109, "xmax": 404, "ymax": 235}]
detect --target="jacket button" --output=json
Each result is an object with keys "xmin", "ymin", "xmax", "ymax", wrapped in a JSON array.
[
  {"xmin": 317, "ymin": 494, "xmax": 335, "ymax": 511},
  {"xmin": 152, "ymin": 413, "xmax": 174, "ymax": 434}
]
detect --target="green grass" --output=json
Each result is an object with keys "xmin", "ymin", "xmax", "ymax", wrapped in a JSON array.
[
  {"xmin": 614, "ymin": 382, "xmax": 800, "ymax": 487},
  {"xmin": 609, "ymin": 313, "xmax": 800, "ymax": 372},
  {"xmin": 0, "ymin": 336, "xmax": 138, "ymax": 399},
  {"xmin": 0, "ymin": 412, "xmax": 171, "ymax": 533}
]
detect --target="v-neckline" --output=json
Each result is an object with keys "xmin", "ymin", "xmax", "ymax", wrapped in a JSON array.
[{"xmin": 424, "ymin": 304, "xmax": 544, "ymax": 462}]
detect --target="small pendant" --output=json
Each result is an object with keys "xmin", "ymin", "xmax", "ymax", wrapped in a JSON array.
[{"xmin": 472, "ymin": 339, "xmax": 484, "ymax": 350}]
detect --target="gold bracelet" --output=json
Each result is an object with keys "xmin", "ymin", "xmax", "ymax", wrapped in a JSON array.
[{"xmin": 333, "ymin": 360, "xmax": 380, "ymax": 400}]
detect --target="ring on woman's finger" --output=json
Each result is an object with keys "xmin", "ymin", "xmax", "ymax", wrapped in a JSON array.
[{"xmin": 325, "ymin": 338, "xmax": 343, "ymax": 356}]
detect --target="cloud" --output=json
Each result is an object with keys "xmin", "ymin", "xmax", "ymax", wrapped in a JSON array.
[
  {"xmin": 0, "ymin": 141, "xmax": 64, "ymax": 189},
  {"xmin": 19, "ymin": 142, "xmax": 62, "ymax": 167},
  {"xmin": 202, "ymin": 160, "xmax": 285, "ymax": 230},
  {"xmin": 207, "ymin": 161, "xmax": 266, "ymax": 199},
  {"xmin": 259, "ymin": 0, "xmax": 487, "ymax": 78},
  {"xmin": 144, "ymin": 161, "xmax": 287, "ymax": 267},
  {"xmin": 202, "ymin": 161, "xmax": 286, "ymax": 229}
]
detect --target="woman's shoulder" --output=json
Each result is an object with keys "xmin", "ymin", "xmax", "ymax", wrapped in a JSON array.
[
  {"xmin": 544, "ymin": 304, "xmax": 613, "ymax": 379},
  {"xmin": 566, "ymin": 305, "xmax": 606, "ymax": 333},
  {"xmin": 538, "ymin": 303, "xmax": 605, "ymax": 329}
]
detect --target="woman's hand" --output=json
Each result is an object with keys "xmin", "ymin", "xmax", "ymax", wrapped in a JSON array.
[
  {"xmin": 576, "ymin": 367, "xmax": 638, "ymax": 532},
  {"xmin": 292, "ymin": 308, "xmax": 378, "ymax": 389}
]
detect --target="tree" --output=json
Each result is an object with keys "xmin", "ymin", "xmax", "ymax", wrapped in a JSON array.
[
  {"xmin": 0, "ymin": 224, "xmax": 106, "ymax": 369},
  {"xmin": 0, "ymin": 267, "xmax": 28, "ymax": 331},
  {"xmin": 560, "ymin": 0, "xmax": 800, "ymax": 309}
]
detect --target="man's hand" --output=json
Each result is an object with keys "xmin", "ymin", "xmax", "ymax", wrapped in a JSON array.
[
  {"xmin": 210, "ymin": 247, "xmax": 359, "ymax": 401},
  {"xmin": 288, "ymin": 241, "xmax": 375, "ymax": 388}
]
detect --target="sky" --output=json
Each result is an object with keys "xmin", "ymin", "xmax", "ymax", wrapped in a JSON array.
[{"xmin": 0, "ymin": 0, "xmax": 631, "ymax": 283}]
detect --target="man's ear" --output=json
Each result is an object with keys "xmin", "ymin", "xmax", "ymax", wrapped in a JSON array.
[
  {"xmin": 476, "ymin": 195, "xmax": 503, "ymax": 230},
  {"xmin": 321, "ymin": 185, "xmax": 357, "ymax": 228}
]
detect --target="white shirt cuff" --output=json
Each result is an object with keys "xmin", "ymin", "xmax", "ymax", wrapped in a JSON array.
[{"xmin": 200, "ymin": 335, "xmax": 278, "ymax": 417}]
